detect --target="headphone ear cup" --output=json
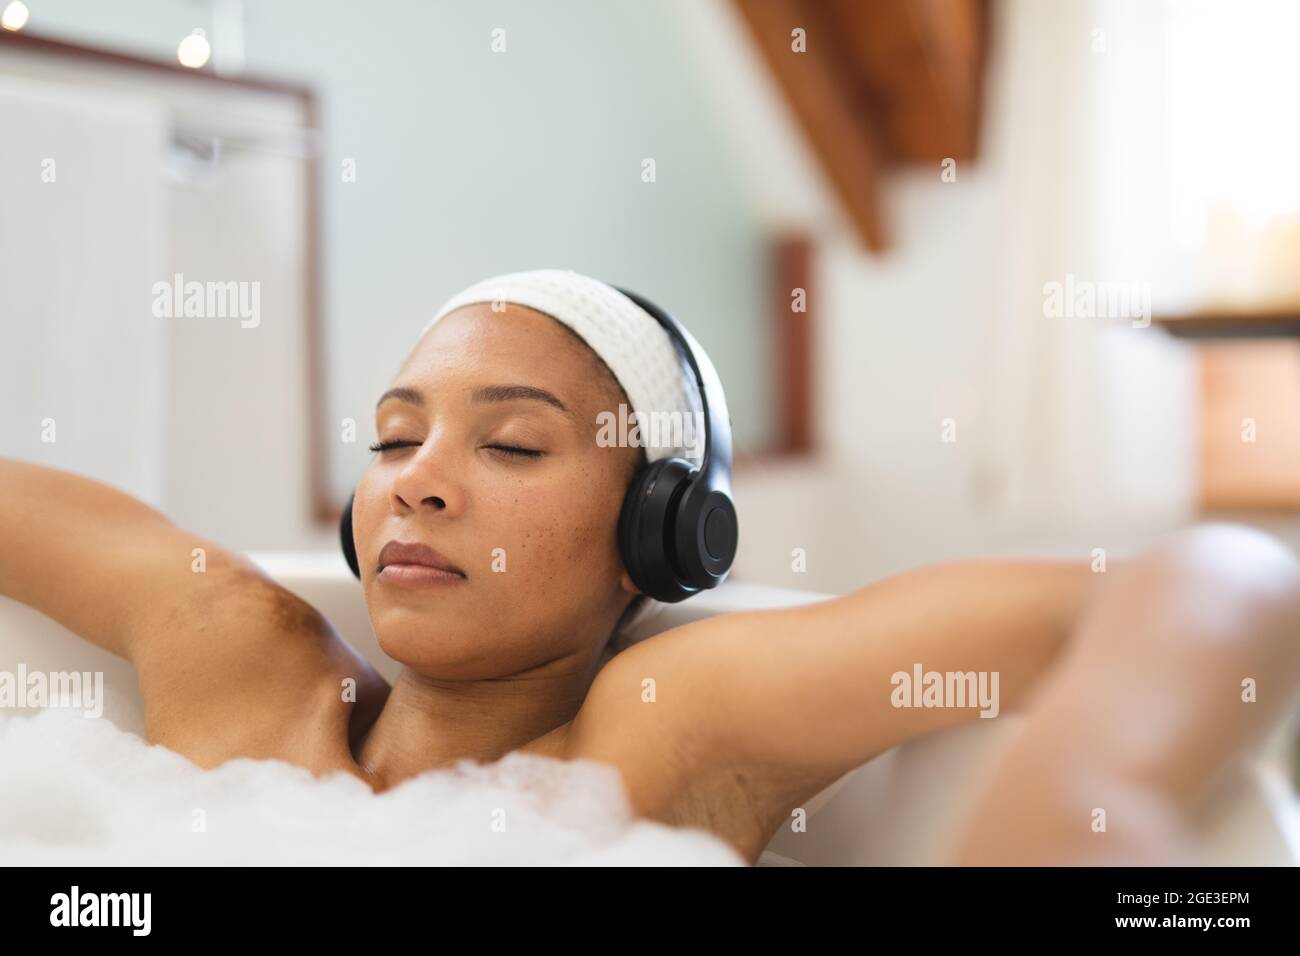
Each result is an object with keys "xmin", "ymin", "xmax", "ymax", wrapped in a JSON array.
[
  {"xmin": 618, "ymin": 458, "xmax": 695, "ymax": 603},
  {"xmin": 340, "ymin": 492, "xmax": 361, "ymax": 579},
  {"xmin": 674, "ymin": 484, "xmax": 738, "ymax": 586}
]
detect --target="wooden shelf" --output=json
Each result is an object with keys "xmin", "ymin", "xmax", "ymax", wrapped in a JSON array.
[{"xmin": 1156, "ymin": 311, "xmax": 1300, "ymax": 338}]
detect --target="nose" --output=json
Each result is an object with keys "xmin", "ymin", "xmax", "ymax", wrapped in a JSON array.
[{"xmin": 388, "ymin": 433, "xmax": 465, "ymax": 516}]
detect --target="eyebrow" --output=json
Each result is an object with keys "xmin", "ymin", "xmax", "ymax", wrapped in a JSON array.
[
  {"xmin": 375, "ymin": 383, "xmax": 574, "ymax": 420},
  {"xmin": 375, "ymin": 386, "xmax": 424, "ymax": 411}
]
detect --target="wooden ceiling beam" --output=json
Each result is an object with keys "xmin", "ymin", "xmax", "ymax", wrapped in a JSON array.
[
  {"xmin": 829, "ymin": 0, "xmax": 984, "ymax": 161},
  {"xmin": 904, "ymin": 0, "xmax": 985, "ymax": 159},
  {"xmin": 731, "ymin": 0, "xmax": 889, "ymax": 251}
]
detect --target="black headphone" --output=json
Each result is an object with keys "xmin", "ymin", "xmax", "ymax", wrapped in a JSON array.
[{"xmin": 339, "ymin": 284, "xmax": 738, "ymax": 603}]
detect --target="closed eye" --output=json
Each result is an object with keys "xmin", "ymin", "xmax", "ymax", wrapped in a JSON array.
[
  {"xmin": 367, "ymin": 440, "xmax": 543, "ymax": 459},
  {"xmin": 485, "ymin": 444, "xmax": 543, "ymax": 459},
  {"xmin": 368, "ymin": 439, "xmax": 421, "ymax": 454}
]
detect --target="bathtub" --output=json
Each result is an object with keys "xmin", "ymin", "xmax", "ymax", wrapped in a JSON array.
[{"xmin": 1, "ymin": 550, "xmax": 1296, "ymax": 866}]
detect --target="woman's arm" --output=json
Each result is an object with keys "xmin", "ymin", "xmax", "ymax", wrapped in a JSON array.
[
  {"xmin": 0, "ymin": 457, "xmax": 265, "ymax": 659},
  {"xmin": 0, "ymin": 457, "xmax": 389, "ymax": 758},
  {"xmin": 583, "ymin": 522, "xmax": 1298, "ymax": 837},
  {"xmin": 579, "ymin": 553, "xmax": 1099, "ymax": 812},
  {"xmin": 0, "ymin": 458, "xmax": 377, "ymax": 683}
]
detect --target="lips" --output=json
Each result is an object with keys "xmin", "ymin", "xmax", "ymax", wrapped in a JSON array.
[{"xmin": 376, "ymin": 540, "xmax": 467, "ymax": 586}]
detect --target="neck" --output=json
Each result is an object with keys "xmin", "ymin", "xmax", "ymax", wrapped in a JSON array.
[{"xmin": 354, "ymin": 651, "xmax": 604, "ymax": 792}]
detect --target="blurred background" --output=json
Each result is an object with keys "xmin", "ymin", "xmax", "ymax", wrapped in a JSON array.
[{"xmin": 3, "ymin": 0, "xmax": 1300, "ymax": 596}]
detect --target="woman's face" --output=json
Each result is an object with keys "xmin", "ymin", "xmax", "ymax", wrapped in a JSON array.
[{"xmin": 353, "ymin": 303, "xmax": 641, "ymax": 678}]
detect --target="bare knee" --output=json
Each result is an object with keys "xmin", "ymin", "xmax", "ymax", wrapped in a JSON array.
[{"xmin": 1102, "ymin": 523, "xmax": 1300, "ymax": 657}]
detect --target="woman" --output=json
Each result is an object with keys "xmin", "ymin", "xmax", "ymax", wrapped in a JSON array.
[{"xmin": 3, "ymin": 269, "xmax": 1298, "ymax": 865}]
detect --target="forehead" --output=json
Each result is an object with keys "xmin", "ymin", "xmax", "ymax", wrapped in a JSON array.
[{"xmin": 393, "ymin": 302, "xmax": 620, "ymax": 407}]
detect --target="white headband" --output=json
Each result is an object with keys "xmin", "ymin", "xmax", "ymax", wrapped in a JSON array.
[{"xmin": 422, "ymin": 269, "xmax": 705, "ymax": 466}]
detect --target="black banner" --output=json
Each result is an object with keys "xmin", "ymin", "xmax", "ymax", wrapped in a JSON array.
[{"xmin": 0, "ymin": 866, "xmax": 1290, "ymax": 939}]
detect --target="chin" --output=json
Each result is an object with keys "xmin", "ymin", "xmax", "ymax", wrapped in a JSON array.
[
  {"xmin": 365, "ymin": 603, "xmax": 522, "ymax": 672},
  {"xmin": 373, "ymin": 627, "xmax": 490, "ymax": 674}
]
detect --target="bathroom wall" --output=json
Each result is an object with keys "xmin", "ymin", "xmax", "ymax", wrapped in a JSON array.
[
  {"xmin": 688, "ymin": 0, "xmax": 1300, "ymax": 596},
  {"xmin": 13, "ymin": 0, "xmax": 1300, "ymax": 590},
  {"xmin": 20, "ymin": 0, "xmax": 771, "ymax": 549}
]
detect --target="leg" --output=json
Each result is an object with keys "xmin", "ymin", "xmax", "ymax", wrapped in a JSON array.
[{"xmin": 948, "ymin": 524, "xmax": 1300, "ymax": 865}]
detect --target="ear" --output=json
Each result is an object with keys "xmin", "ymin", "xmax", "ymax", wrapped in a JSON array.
[{"xmin": 619, "ymin": 569, "xmax": 639, "ymax": 596}]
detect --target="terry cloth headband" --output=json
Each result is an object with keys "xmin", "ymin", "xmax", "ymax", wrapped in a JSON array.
[{"xmin": 421, "ymin": 269, "xmax": 706, "ymax": 467}]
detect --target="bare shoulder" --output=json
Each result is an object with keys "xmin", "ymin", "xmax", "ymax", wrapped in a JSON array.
[
  {"xmin": 564, "ymin": 610, "xmax": 834, "ymax": 862},
  {"xmin": 131, "ymin": 556, "xmax": 389, "ymax": 771},
  {"xmin": 0, "ymin": 459, "xmax": 388, "ymax": 771}
]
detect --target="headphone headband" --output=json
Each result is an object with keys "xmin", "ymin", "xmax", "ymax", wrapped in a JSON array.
[{"xmin": 611, "ymin": 285, "xmax": 732, "ymax": 492}]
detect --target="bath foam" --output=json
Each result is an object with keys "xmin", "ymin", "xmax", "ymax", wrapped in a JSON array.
[{"xmin": 0, "ymin": 709, "xmax": 744, "ymax": 866}]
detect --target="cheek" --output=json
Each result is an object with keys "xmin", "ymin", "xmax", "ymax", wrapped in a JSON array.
[
  {"xmin": 350, "ymin": 474, "xmax": 388, "ymax": 566},
  {"xmin": 487, "ymin": 466, "xmax": 625, "ymax": 584}
]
